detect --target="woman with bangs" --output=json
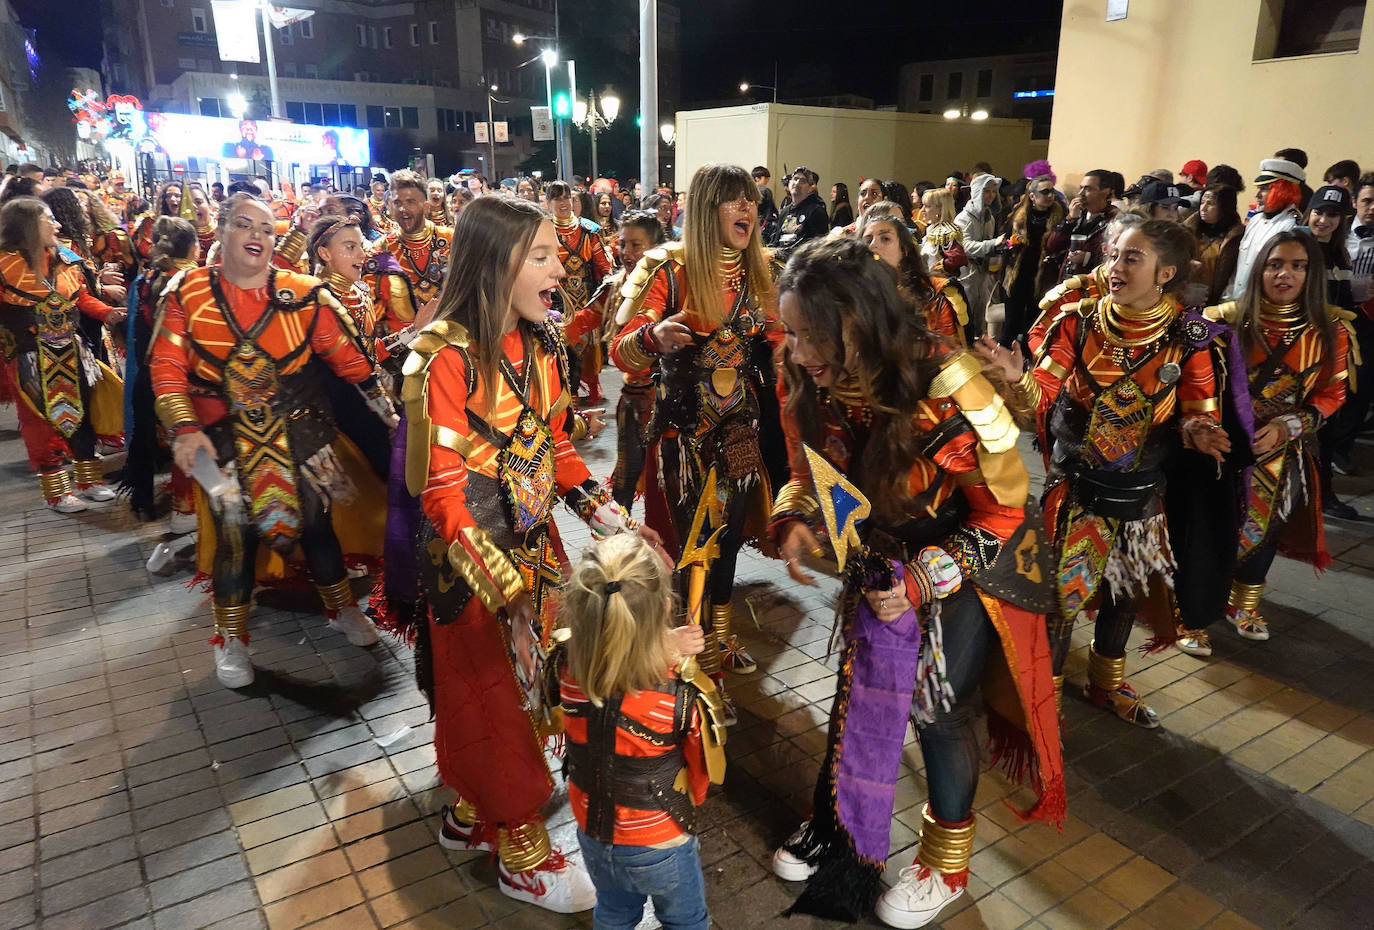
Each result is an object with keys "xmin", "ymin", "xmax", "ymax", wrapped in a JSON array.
[
  {"xmin": 767, "ymin": 237, "xmax": 1062, "ymax": 929},
  {"xmin": 859, "ymin": 203, "xmax": 970, "ymax": 347},
  {"xmin": 396, "ymin": 195, "xmax": 655, "ymax": 914},
  {"xmin": 611, "ymin": 163, "xmax": 785, "ymax": 707}
]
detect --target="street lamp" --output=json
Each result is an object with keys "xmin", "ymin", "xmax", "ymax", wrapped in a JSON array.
[
  {"xmin": 227, "ymin": 91, "xmax": 247, "ymax": 119},
  {"xmin": 513, "ymin": 35, "xmax": 564, "ymax": 180},
  {"xmin": 572, "ymin": 86, "xmax": 618, "ymax": 180},
  {"xmin": 486, "ymin": 84, "xmax": 503, "ymax": 181},
  {"xmin": 660, "ymin": 123, "xmax": 675, "ymax": 146},
  {"xmin": 739, "ymin": 81, "xmax": 778, "ymax": 103},
  {"xmin": 970, "ymin": 109, "xmax": 989, "ymax": 120}
]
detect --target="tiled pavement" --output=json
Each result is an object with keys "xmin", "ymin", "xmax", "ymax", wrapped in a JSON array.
[{"xmin": 2, "ymin": 374, "xmax": 1374, "ymax": 930}]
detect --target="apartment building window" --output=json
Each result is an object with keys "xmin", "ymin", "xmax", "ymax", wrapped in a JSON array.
[
  {"xmin": 1254, "ymin": 0, "xmax": 1365, "ymax": 58},
  {"xmin": 299, "ymin": 18, "xmax": 312, "ymax": 38},
  {"xmin": 946, "ymin": 72, "xmax": 963, "ymax": 99},
  {"xmin": 410, "ymin": 23, "xmax": 420, "ymax": 45},
  {"xmin": 976, "ymin": 69, "xmax": 992, "ymax": 97},
  {"xmin": 198, "ymin": 97, "xmax": 221, "ymax": 117},
  {"xmin": 429, "ymin": 21, "xmax": 439, "ymax": 43},
  {"xmin": 283, "ymin": 61, "xmax": 297, "ymax": 77},
  {"xmin": 917, "ymin": 73, "xmax": 933, "ymax": 102},
  {"xmin": 303, "ymin": 63, "xmax": 318, "ymax": 78},
  {"xmin": 190, "ymin": 7, "xmax": 207, "ymax": 32},
  {"xmin": 0, "ymin": 85, "xmax": 7, "ymax": 112},
  {"xmin": 383, "ymin": 26, "xmax": 393, "ymax": 49},
  {"xmin": 437, "ymin": 108, "xmax": 463, "ymax": 132},
  {"xmin": 356, "ymin": 24, "xmax": 366, "ymax": 46},
  {"xmin": 278, "ymin": 27, "xmax": 293, "ymax": 45},
  {"xmin": 369, "ymin": 26, "xmax": 378, "ymax": 48},
  {"xmin": 285, "ymin": 101, "xmax": 305, "ymax": 122},
  {"xmin": 339, "ymin": 104, "xmax": 357, "ymax": 126},
  {"xmin": 401, "ymin": 107, "xmax": 419, "ymax": 129}
]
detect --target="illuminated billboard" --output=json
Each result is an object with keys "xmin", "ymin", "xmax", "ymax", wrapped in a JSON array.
[{"xmin": 141, "ymin": 113, "xmax": 370, "ymax": 166}]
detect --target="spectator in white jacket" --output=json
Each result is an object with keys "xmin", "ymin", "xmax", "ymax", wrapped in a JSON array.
[{"xmin": 953, "ymin": 173, "xmax": 1004, "ymax": 334}]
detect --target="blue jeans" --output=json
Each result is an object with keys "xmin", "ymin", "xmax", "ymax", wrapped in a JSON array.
[{"xmin": 576, "ymin": 830, "xmax": 709, "ymax": 930}]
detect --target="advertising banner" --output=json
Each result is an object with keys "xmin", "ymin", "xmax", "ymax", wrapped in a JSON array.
[
  {"xmin": 138, "ymin": 112, "xmax": 370, "ymax": 166},
  {"xmin": 211, "ymin": 0, "xmax": 261, "ymax": 64}
]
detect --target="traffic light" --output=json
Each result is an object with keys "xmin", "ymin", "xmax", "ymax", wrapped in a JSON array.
[
  {"xmin": 635, "ymin": 114, "xmax": 643, "ymax": 128},
  {"xmin": 553, "ymin": 92, "xmax": 571, "ymax": 119}
]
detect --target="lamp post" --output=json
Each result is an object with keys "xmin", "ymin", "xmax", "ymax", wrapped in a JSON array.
[
  {"xmin": 514, "ymin": 34, "xmax": 565, "ymax": 180},
  {"xmin": 739, "ymin": 81, "xmax": 777, "ymax": 103},
  {"xmin": 486, "ymin": 84, "xmax": 503, "ymax": 181},
  {"xmin": 572, "ymin": 87, "xmax": 619, "ymax": 180}
]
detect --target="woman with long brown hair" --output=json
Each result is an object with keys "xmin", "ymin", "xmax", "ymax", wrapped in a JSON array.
[
  {"xmin": 1000, "ymin": 175, "xmax": 1066, "ymax": 349},
  {"xmin": 393, "ymin": 195, "xmax": 655, "ymax": 914},
  {"xmin": 611, "ymin": 162, "xmax": 784, "ymax": 701},
  {"xmin": 0, "ymin": 196, "xmax": 125, "ymax": 511},
  {"xmin": 859, "ymin": 204, "xmax": 970, "ymax": 346},
  {"xmin": 1183, "ymin": 183, "xmax": 1243, "ymax": 303},
  {"xmin": 1209, "ymin": 230, "xmax": 1351, "ymax": 644},
  {"xmin": 768, "ymin": 237, "xmax": 1061, "ymax": 928}
]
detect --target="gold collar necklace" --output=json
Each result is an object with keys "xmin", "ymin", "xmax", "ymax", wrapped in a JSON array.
[{"xmin": 1099, "ymin": 294, "xmax": 1177, "ymax": 348}]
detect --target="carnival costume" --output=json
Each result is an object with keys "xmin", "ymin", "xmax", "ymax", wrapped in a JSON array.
[
  {"xmin": 0, "ymin": 246, "xmax": 122, "ymax": 509},
  {"xmin": 380, "ymin": 220, "xmax": 450, "ymax": 313},
  {"xmin": 150, "ymin": 267, "xmax": 392, "ymax": 686},
  {"xmin": 1207, "ymin": 300, "xmax": 1353, "ymax": 640},
  {"xmin": 391, "ymin": 317, "xmax": 630, "ymax": 908},
  {"xmin": 363, "ymin": 249, "xmax": 420, "ymax": 388},
  {"xmin": 612, "ymin": 241, "xmax": 783, "ymax": 680},
  {"xmin": 1019, "ymin": 283, "xmax": 1230, "ymax": 726},
  {"xmin": 918, "ymin": 275, "xmax": 971, "ymax": 348},
  {"xmin": 772, "ymin": 350, "xmax": 1063, "ymax": 925},
  {"xmin": 554, "ymin": 215, "xmax": 614, "ymax": 404}
]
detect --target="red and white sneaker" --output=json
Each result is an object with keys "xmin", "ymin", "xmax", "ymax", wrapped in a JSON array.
[
  {"xmin": 875, "ymin": 862, "xmax": 964, "ymax": 928},
  {"xmin": 437, "ymin": 805, "xmax": 493, "ymax": 853},
  {"xmin": 497, "ymin": 848, "xmax": 596, "ymax": 913}
]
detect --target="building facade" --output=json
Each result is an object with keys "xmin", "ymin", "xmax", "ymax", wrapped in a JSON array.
[
  {"xmin": 0, "ymin": 0, "xmax": 50, "ymax": 166},
  {"xmin": 897, "ymin": 51, "xmax": 1057, "ymax": 142},
  {"xmin": 99, "ymin": 0, "xmax": 560, "ymax": 177},
  {"xmin": 1048, "ymin": 0, "xmax": 1373, "ymax": 192}
]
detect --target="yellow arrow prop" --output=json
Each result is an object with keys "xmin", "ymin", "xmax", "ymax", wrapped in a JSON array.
[{"xmin": 802, "ymin": 443, "xmax": 871, "ymax": 573}]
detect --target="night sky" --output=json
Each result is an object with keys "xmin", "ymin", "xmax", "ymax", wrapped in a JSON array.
[{"xmin": 19, "ymin": 0, "xmax": 1062, "ymax": 105}]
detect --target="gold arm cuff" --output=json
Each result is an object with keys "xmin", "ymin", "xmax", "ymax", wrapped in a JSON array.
[
  {"xmin": 1180, "ymin": 397, "xmax": 1219, "ymax": 414},
  {"xmin": 1087, "ymin": 644, "xmax": 1126, "ymax": 693},
  {"xmin": 158, "ymin": 329, "xmax": 187, "ymax": 350},
  {"xmin": 497, "ymin": 820, "xmax": 552, "ymax": 873},
  {"xmin": 927, "ymin": 350, "xmax": 982, "ymax": 400},
  {"xmin": 1037, "ymin": 354, "xmax": 1069, "ymax": 380},
  {"xmin": 448, "ymin": 526, "xmax": 525, "ymax": 612},
  {"xmin": 276, "ymin": 227, "xmax": 307, "ymax": 265},
  {"xmin": 915, "ymin": 805, "xmax": 976, "ymax": 875},
  {"xmin": 1053, "ymin": 674, "xmax": 1065, "ymax": 718},
  {"xmin": 570, "ymin": 413, "xmax": 588, "ymax": 441},
  {"xmin": 154, "ymin": 392, "xmax": 200, "ymax": 431},
  {"xmin": 316, "ymin": 579, "xmax": 355, "ymax": 612},
  {"xmin": 1017, "ymin": 369, "xmax": 1043, "ymax": 409},
  {"xmin": 1328, "ymin": 370, "xmax": 1349, "ymax": 385},
  {"xmin": 72, "ymin": 459, "xmax": 104, "ymax": 486},
  {"xmin": 549, "ymin": 388, "xmax": 571, "ymax": 422},
  {"xmin": 615, "ymin": 331, "xmax": 655, "ymax": 371},
  {"xmin": 38, "ymin": 469, "xmax": 72, "ymax": 500},
  {"xmin": 213, "ymin": 601, "xmax": 252, "ymax": 639},
  {"xmin": 769, "ymin": 479, "xmax": 820, "ymax": 524},
  {"xmin": 431, "ymin": 424, "xmax": 474, "ymax": 458}
]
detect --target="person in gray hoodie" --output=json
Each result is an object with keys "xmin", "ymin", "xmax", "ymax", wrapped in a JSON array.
[{"xmin": 954, "ymin": 173, "xmax": 1005, "ymax": 334}]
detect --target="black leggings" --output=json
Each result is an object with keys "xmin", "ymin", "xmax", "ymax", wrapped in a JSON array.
[
  {"xmin": 1050, "ymin": 585, "xmax": 1137, "ymax": 673},
  {"xmin": 212, "ymin": 479, "xmax": 346, "ymax": 607}
]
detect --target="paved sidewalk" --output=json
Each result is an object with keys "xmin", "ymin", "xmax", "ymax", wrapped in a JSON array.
[{"xmin": 2, "ymin": 373, "xmax": 1374, "ymax": 930}]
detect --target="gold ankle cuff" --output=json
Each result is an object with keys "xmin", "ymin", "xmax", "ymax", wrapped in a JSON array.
[
  {"xmin": 915, "ymin": 805, "xmax": 975, "ymax": 875},
  {"xmin": 317, "ymin": 579, "xmax": 354, "ymax": 612},
  {"xmin": 38, "ymin": 469, "xmax": 72, "ymax": 500},
  {"xmin": 1053, "ymin": 674, "xmax": 1065, "ymax": 717},
  {"xmin": 711, "ymin": 603, "xmax": 733, "ymax": 640},
  {"xmin": 213, "ymin": 601, "xmax": 252, "ymax": 639},
  {"xmin": 72, "ymin": 459, "xmax": 104, "ymax": 486},
  {"xmin": 698, "ymin": 623, "xmax": 721, "ymax": 674},
  {"xmin": 1228, "ymin": 582, "xmax": 1264, "ymax": 614},
  {"xmin": 498, "ymin": 819, "xmax": 551, "ymax": 873},
  {"xmin": 452, "ymin": 795, "xmax": 478, "ymax": 824},
  {"xmin": 1087, "ymin": 643, "xmax": 1126, "ymax": 693}
]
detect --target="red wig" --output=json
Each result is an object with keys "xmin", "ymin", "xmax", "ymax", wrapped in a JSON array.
[{"xmin": 1263, "ymin": 179, "xmax": 1302, "ymax": 215}]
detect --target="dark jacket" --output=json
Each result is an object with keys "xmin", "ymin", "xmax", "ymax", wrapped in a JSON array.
[{"xmin": 772, "ymin": 191, "xmax": 829, "ymax": 252}]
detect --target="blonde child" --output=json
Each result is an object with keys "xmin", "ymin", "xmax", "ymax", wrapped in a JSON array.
[{"xmin": 559, "ymin": 534, "xmax": 727, "ymax": 930}]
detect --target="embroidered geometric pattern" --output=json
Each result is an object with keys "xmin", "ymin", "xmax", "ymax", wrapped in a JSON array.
[
  {"xmin": 225, "ymin": 341, "xmax": 301, "ymax": 548},
  {"xmin": 1085, "ymin": 378, "xmax": 1153, "ymax": 470},
  {"xmin": 499, "ymin": 408, "xmax": 556, "ymax": 534},
  {"xmin": 1238, "ymin": 450, "xmax": 1285, "ymax": 559},
  {"xmin": 1056, "ymin": 504, "xmax": 1118, "ymax": 619}
]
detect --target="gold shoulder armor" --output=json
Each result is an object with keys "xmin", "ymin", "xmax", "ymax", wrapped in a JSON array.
[
  {"xmin": 928, "ymin": 351, "xmax": 1027, "ymax": 505},
  {"xmin": 1038, "ymin": 273, "xmax": 1091, "ymax": 313},
  {"xmin": 681, "ymin": 662, "xmax": 727, "ymax": 784},
  {"xmin": 614, "ymin": 241, "xmax": 683, "ymax": 326},
  {"xmin": 1203, "ymin": 301, "xmax": 1241, "ymax": 325},
  {"xmin": 401, "ymin": 320, "xmax": 472, "ymax": 495}
]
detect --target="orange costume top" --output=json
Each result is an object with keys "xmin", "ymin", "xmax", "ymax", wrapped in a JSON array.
[
  {"xmin": 1207, "ymin": 300, "xmax": 1353, "ymax": 568},
  {"xmin": 380, "ymin": 221, "xmax": 451, "ymax": 314},
  {"xmin": 131, "ymin": 214, "xmax": 160, "ymax": 265},
  {"xmin": 917, "ymin": 275, "xmax": 971, "ymax": 347},
  {"xmin": 552, "ymin": 216, "xmax": 613, "ymax": 312},
  {"xmin": 0, "ymin": 247, "xmax": 117, "ymax": 435},
  {"xmin": 91, "ymin": 226, "xmax": 136, "ymax": 277}
]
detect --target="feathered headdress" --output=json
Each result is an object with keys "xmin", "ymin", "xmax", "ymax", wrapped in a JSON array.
[{"xmin": 1023, "ymin": 159, "xmax": 1055, "ymax": 184}]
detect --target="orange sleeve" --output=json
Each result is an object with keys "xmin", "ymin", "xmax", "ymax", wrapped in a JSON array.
[
  {"xmin": 74, "ymin": 287, "xmax": 115, "ymax": 322},
  {"xmin": 547, "ymin": 352, "xmax": 593, "ymax": 494},
  {"xmin": 921, "ymin": 420, "xmax": 1024, "ymax": 542},
  {"xmin": 1176, "ymin": 345, "xmax": 1222, "ymax": 424},
  {"xmin": 609, "ymin": 267, "xmax": 671, "ymax": 375},
  {"xmin": 310, "ymin": 298, "xmax": 376, "ymax": 383},
  {"xmin": 149, "ymin": 289, "xmax": 191, "ymax": 401},
  {"xmin": 1028, "ymin": 312, "xmax": 1077, "ymax": 418},
  {"xmin": 419, "ymin": 348, "xmax": 479, "ymax": 544},
  {"xmin": 1308, "ymin": 324, "xmax": 1350, "ymax": 421}
]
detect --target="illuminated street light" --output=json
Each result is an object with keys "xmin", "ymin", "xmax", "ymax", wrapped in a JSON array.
[
  {"xmin": 660, "ymin": 123, "xmax": 675, "ymax": 145},
  {"xmin": 541, "ymin": 48, "xmax": 558, "ymax": 67},
  {"xmin": 943, "ymin": 108, "xmax": 960, "ymax": 120},
  {"xmin": 228, "ymin": 91, "xmax": 247, "ymax": 118},
  {"xmin": 971, "ymin": 109, "xmax": 989, "ymax": 120}
]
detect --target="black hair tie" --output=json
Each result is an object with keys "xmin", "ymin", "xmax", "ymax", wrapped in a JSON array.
[{"xmin": 604, "ymin": 581, "xmax": 621, "ymax": 595}]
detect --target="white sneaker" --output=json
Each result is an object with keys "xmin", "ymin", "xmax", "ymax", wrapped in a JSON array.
[
  {"xmin": 498, "ymin": 848, "xmax": 597, "ymax": 913},
  {"xmin": 772, "ymin": 820, "xmax": 820, "ymax": 882},
  {"xmin": 168, "ymin": 510, "xmax": 199, "ymax": 535},
  {"xmin": 76, "ymin": 483, "xmax": 116, "ymax": 502},
  {"xmin": 437, "ymin": 804, "xmax": 494, "ymax": 852},
  {"xmin": 328, "ymin": 605, "xmax": 380, "ymax": 646},
  {"xmin": 49, "ymin": 493, "xmax": 87, "ymax": 514},
  {"xmin": 875, "ymin": 863, "xmax": 964, "ymax": 929},
  {"xmin": 146, "ymin": 542, "xmax": 175, "ymax": 574},
  {"xmin": 214, "ymin": 638, "xmax": 254, "ymax": 689}
]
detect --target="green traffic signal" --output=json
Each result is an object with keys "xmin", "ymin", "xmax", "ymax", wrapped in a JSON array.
[{"xmin": 553, "ymin": 92, "xmax": 571, "ymax": 118}]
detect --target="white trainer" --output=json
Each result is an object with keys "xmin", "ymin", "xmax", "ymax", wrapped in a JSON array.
[
  {"xmin": 76, "ymin": 483, "xmax": 116, "ymax": 502},
  {"xmin": 328, "ymin": 605, "xmax": 380, "ymax": 646},
  {"xmin": 772, "ymin": 820, "xmax": 820, "ymax": 882},
  {"xmin": 498, "ymin": 848, "xmax": 597, "ymax": 913},
  {"xmin": 49, "ymin": 493, "xmax": 87, "ymax": 514},
  {"xmin": 214, "ymin": 638, "xmax": 254, "ymax": 689},
  {"xmin": 874, "ymin": 863, "xmax": 964, "ymax": 929},
  {"xmin": 437, "ymin": 804, "xmax": 494, "ymax": 853},
  {"xmin": 168, "ymin": 510, "xmax": 199, "ymax": 535}
]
